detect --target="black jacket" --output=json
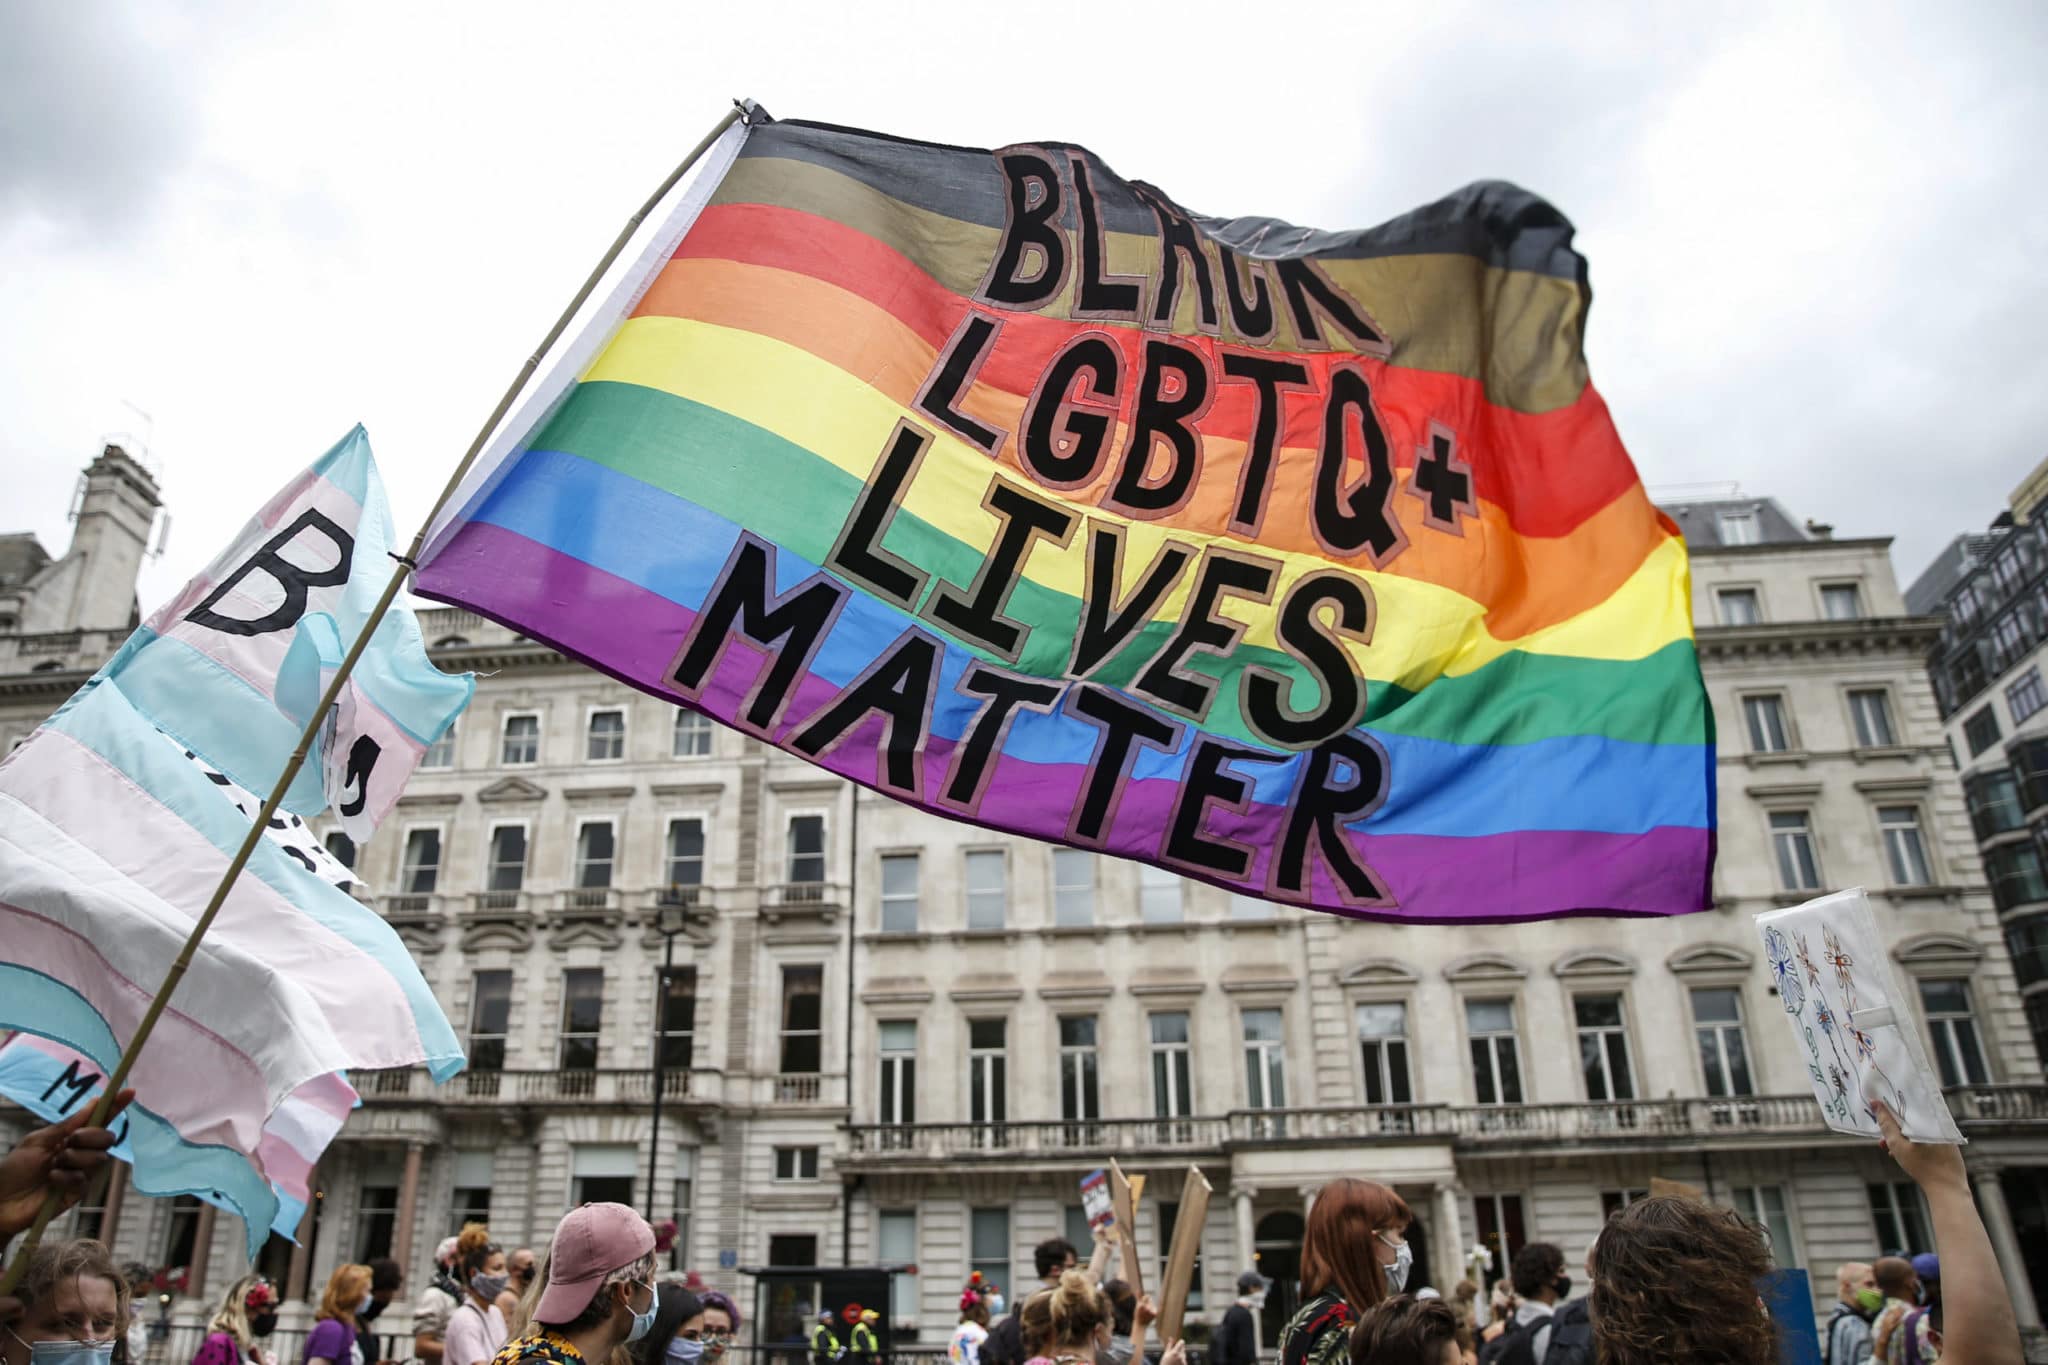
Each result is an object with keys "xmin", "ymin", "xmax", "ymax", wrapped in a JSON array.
[{"xmin": 1213, "ymin": 1304, "xmax": 1258, "ymax": 1365}]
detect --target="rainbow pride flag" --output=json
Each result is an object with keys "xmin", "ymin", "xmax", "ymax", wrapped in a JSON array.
[{"xmin": 417, "ymin": 113, "xmax": 1715, "ymax": 923}]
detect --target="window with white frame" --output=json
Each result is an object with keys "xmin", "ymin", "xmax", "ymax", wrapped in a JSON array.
[
  {"xmin": 501, "ymin": 713, "xmax": 539, "ymax": 765},
  {"xmin": 664, "ymin": 818, "xmax": 705, "ymax": 895},
  {"xmin": 787, "ymin": 814, "xmax": 826, "ymax": 884},
  {"xmin": 1465, "ymin": 998, "xmax": 1524, "ymax": 1105},
  {"xmin": 969, "ymin": 1018, "xmax": 1007, "ymax": 1125},
  {"xmin": 773, "ymin": 1146, "xmax": 820, "ymax": 1181},
  {"xmin": 1052, "ymin": 848, "xmax": 1094, "ymax": 926},
  {"xmin": 421, "ymin": 721, "xmax": 457, "ymax": 769},
  {"xmin": 559, "ymin": 968, "xmax": 603, "ymax": 1070},
  {"xmin": 878, "ymin": 1210, "xmax": 918, "ymax": 1319},
  {"xmin": 1058, "ymin": 1016, "xmax": 1100, "ymax": 1122},
  {"xmin": 880, "ymin": 853, "xmax": 919, "ymax": 933},
  {"xmin": 401, "ymin": 827, "xmax": 441, "ymax": 894},
  {"xmin": 1819, "ymin": 583, "xmax": 1863, "ymax": 621},
  {"xmin": 575, "ymin": 820, "xmax": 616, "ymax": 889},
  {"xmin": 487, "ymin": 824, "xmax": 527, "ymax": 892},
  {"xmin": 586, "ymin": 708, "xmax": 625, "ymax": 761},
  {"xmin": 1150, "ymin": 1012, "xmax": 1193, "ymax": 1119},
  {"xmin": 1878, "ymin": 805, "xmax": 1933, "ymax": 887},
  {"xmin": 1918, "ymin": 979, "xmax": 1989, "ymax": 1087},
  {"xmin": 672, "ymin": 708, "xmax": 713, "ymax": 758},
  {"xmin": 1770, "ymin": 810, "xmax": 1822, "ymax": 891},
  {"xmin": 2009, "ymin": 667, "xmax": 2047, "ymax": 725},
  {"xmin": 451, "ymin": 1151, "xmax": 494, "ymax": 1233},
  {"xmin": 1743, "ymin": 694, "xmax": 1792, "ymax": 753},
  {"xmin": 1139, "ymin": 864, "xmax": 1184, "ymax": 923},
  {"xmin": 1242, "ymin": 1008, "xmax": 1287, "ymax": 1109},
  {"xmin": 1868, "ymin": 1181, "xmax": 1931, "ymax": 1254},
  {"xmin": 779, "ymin": 966, "xmax": 823, "ymax": 1074},
  {"xmin": 1964, "ymin": 706, "xmax": 2002, "ymax": 757},
  {"xmin": 1849, "ymin": 689, "xmax": 1897, "ymax": 747},
  {"xmin": 1717, "ymin": 587, "xmax": 1762, "ymax": 626},
  {"xmin": 1729, "ymin": 1185, "xmax": 1798, "ymax": 1264},
  {"xmin": 1692, "ymin": 987, "xmax": 1754, "ymax": 1097},
  {"xmin": 969, "ymin": 1207, "xmax": 1011, "ymax": 1293},
  {"xmin": 570, "ymin": 1144, "xmax": 636, "ymax": 1207},
  {"xmin": 658, "ymin": 966, "xmax": 696, "ymax": 1069},
  {"xmin": 468, "ymin": 970, "xmax": 512, "ymax": 1071},
  {"xmin": 324, "ymin": 830, "xmax": 356, "ymax": 870},
  {"xmin": 670, "ymin": 1149, "xmax": 696, "ymax": 1272},
  {"xmin": 1357, "ymin": 1002, "xmax": 1412, "ymax": 1105},
  {"xmin": 1473, "ymin": 1193, "xmax": 1526, "ymax": 1292},
  {"xmin": 1574, "ymin": 994, "xmax": 1636, "ymax": 1101},
  {"xmin": 965, "ymin": 849, "xmax": 1006, "ymax": 930},
  {"xmin": 879, "ymin": 1020, "xmax": 916, "ymax": 1125},
  {"xmin": 1718, "ymin": 509, "xmax": 1760, "ymax": 545}
]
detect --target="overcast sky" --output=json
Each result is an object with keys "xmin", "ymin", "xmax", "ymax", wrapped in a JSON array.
[{"xmin": 4, "ymin": 1, "xmax": 2044, "ymax": 611}]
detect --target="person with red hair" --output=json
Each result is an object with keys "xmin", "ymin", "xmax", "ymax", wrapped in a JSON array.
[{"xmin": 1279, "ymin": 1180, "xmax": 1413, "ymax": 1365}]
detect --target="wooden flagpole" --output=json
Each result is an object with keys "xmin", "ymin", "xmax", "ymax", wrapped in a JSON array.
[{"xmin": 0, "ymin": 99, "xmax": 752, "ymax": 1294}]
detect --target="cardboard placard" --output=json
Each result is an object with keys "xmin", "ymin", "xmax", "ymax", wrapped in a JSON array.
[
  {"xmin": 1110, "ymin": 1160, "xmax": 1144, "ymax": 1299},
  {"xmin": 1156, "ymin": 1166, "xmax": 1212, "ymax": 1341},
  {"xmin": 1082, "ymin": 1169, "xmax": 1116, "ymax": 1231}
]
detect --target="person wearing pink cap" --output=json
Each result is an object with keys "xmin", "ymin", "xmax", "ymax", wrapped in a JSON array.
[{"xmin": 487, "ymin": 1204, "xmax": 658, "ymax": 1365}]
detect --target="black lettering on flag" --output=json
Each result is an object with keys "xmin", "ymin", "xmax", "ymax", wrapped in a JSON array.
[
  {"xmin": 939, "ymin": 663, "xmax": 1063, "ymax": 816},
  {"xmin": 1107, "ymin": 339, "xmax": 1211, "ymax": 517},
  {"xmin": 1219, "ymin": 351, "xmax": 1313, "ymax": 537},
  {"xmin": 1312, "ymin": 367, "xmax": 1407, "ymax": 566},
  {"xmin": 913, "ymin": 312, "xmax": 1007, "ymax": 454},
  {"xmin": 826, "ymin": 419, "xmax": 935, "ymax": 610},
  {"xmin": 337, "ymin": 733, "xmax": 381, "ymax": 818},
  {"xmin": 1162, "ymin": 736, "xmax": 1285, "ymax": 879},
  {"xmin": 1132, "ymin": 184, "xmax": 1219, "ymax": 334},
  {"xmin": 668, "ymin": 533, "xmax": 850, "ymax": 737},
  {"xmin": 187, "ymin": 509, "xmax": 354, "ymax": 637},
  {"xmin": 1241, "ymin": 570, "xmax": 1374, "ymax": 749},
  {"xmin": 1215, "ymin": 243, "xmax": 1278, "ymax": 345},
  {"xmin": 1408, "ymin": 419, "xmax": 1477, "ymax": 535},
  {"xmin": 980, "ymin": 147, "xmax": 1069, "ymax": 310},
  {"xmin": 1132, "ymin": 547, "xmax": 1279, "ymax": 721},
  {"xmin": 38, "ymin": 1059, "xmax": 101, "ymax": 1113},
  {"xmin": 1064, "ymin": 685, "xmax": 1184, "ymax": 846},
  {"xmin": 1069, "ymin": 154, "xmax": 1144, "ymax": 322},
  {"xmin": 1274, "ymin": 257, "xmax": 1390, "ymax": 355},
  {"xmin": 923, "ymin": 478, "xmax": 1078, "ymax": 664},
  {"xmin": 789, "ymin": 627, "xmax": 944, "ymax": 800},
  {"xmin": 1021, "ymin": 334, "xmax": 1123, "ymax": 488},
  {"xmin": 1067, "ymin": 522, "xmax": 1195, "ymax": 680},
  {"xmin": 1273, "ymin": 733, "xmax": 1394, "ymax": 906}
]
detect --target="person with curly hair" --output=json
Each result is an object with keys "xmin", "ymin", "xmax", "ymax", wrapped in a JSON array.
[
  {"xmin": 1347, "ymin": 1295, "xmax": 1460, "ymax": 1365},
  {"xmin": 446, "ymin": 1227, "xmax": 510, "ymax": 1365},
  {"xmin": 1594, "ymin": 1100, "xmax": 2020, "ymax": 1365}
]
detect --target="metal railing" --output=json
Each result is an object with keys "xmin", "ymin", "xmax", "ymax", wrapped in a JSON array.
[
  {"xmin": 358, "ymin": 1066, "xmax": 714, "ymax": 1105},
  {"xmin": 847, "ymin": 1115, "xmax": 1230, "ymax": 1158}
]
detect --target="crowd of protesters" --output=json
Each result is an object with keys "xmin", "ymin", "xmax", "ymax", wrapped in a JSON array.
[{"xmin": 0, "ymin": 1093, "xmax": 2027, "ymax": 1365}]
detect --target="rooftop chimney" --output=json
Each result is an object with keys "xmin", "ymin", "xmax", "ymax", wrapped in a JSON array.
[{"xmin": 1804, "ymin": 520, "xmax": 1833, "ymax": 540}]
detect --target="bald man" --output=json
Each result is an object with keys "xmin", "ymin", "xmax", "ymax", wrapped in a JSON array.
[{"xmin": 1825, "ymin": 1262, "xmax": 1876, "ymax": 1365}]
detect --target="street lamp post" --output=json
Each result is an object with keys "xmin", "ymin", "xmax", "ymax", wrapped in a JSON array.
[{"xmin": 646, "ymin": 901, "xmax": 689, "ymax": 1223}]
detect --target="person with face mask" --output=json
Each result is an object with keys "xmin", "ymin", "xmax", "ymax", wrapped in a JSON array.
[
  {"xmin": 192, "ymin": 1276, "xmax": 280, "ymax": 1365},
  {"xmin": 498, "ymin": 1255, "xmax": 537, "ymax": 1323},
  {"xmin": 629, "ymin": 1284, "xmax": 705, "ymax": 1365},
  {"xmin": 1213, "ymin": 1272, "xmax": 1264, "ymax": 1365},
  {"xmin": 485, "ymin": 1203, "xmax": 657, "ymax": 1365},
  {"xmin": 445, "ymin": 1229, "xmax": 510, "ymax": 1365},
  {"xmin": 307, "ymin": 1265, "xmax": 375, "ymax": 1365},
  {"xmin": 1824, "ymin": 1262, "xmax": 1877, "ymax": 1365},
  {"xmin": 1, "ymin": 1239, "xmax": 128, "ymax": 1365},
  {"xmin": 1476, "ymin": 1245, "xmax": 1568, "ymax": 1365},
  {"xmin": 1280, "ymin": 1179, "xmax": 1412, "ymax": 1365},
  {"xmin": 696, "ymin": 1290, "xmax": 739, "ymax": 1364}
]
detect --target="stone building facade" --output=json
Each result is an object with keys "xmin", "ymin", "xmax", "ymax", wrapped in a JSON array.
[{"xmin": 3, "ymin": 453, "xmax": 2045, "ymax": 1345}]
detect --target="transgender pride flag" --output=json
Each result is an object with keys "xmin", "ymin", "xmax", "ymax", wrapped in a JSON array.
[{"xmin": 0, "ymin": 428, "xmax": 469, "ymax": 1255}]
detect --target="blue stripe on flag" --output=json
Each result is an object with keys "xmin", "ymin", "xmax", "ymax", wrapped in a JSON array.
[{"xmin": 0, "ymin": 966, "xmax": 286, "ymax": 1255}]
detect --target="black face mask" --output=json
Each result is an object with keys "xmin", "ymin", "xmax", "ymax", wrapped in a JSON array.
[
  {"xmin": 514, "ymin": 1267, "xmax": 535, "ymax": 1287},
  {"xmin": 251, "ymin": 1314, "xmax": 280, "ymax": 1339},
  {"xmin": 362, "ymin": 1298, "xmax": 388, "ymax": 1322},
  {"xmin": 1552, "ymin": 1276, "xmax": 1572, "ymax": 1300}
]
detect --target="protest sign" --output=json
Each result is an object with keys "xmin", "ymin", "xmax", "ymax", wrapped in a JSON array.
[
  {"xmin": 415, "ymin": 114, "xmax": 1715, "ymax": 924},
  {"xmin": 1756, "ymin": 889, "xmax": 1964, "ymax": 1143}
]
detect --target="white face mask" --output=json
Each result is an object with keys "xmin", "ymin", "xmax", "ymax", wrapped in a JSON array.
[{"xmin": 1384, "ymin": 1242, "xmax": 1413, "ymax": 1293}]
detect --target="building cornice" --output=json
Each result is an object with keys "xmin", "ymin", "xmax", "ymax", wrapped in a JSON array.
[
  {"xmin": 1688, "ymin": 536, "xmax": 1894, "ymax": 556},
  {"xmin": 1696, "ymin": 615, "xmax": 1944, "ymax": 661}
]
